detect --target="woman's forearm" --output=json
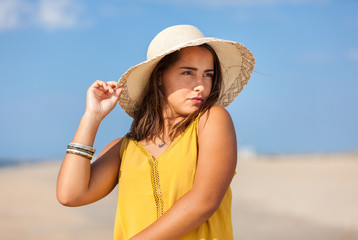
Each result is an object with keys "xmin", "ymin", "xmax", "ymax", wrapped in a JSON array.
[
  {"xmin": 130, "ymin": 188, "xmax": 220, "ymax": 240},
  {"xmin": 57, "ymin": 81, "xmax": 122, "ymax": 207},
  {"xmin": 72, "ymin": 111, "xmax": 102, "ymax": 146},
  {"xmin": 56, "ymin": 112, "xmax": 102, "ymax": 206}
]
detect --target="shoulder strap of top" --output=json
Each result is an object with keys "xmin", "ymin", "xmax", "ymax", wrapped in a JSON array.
[
  {"xmin": 119, "ymin": 137, "xmax": 130, "ymax": 159},
  {"xmin": 195, "ymin": 114, "xmax": 200, "ymax": 137}
]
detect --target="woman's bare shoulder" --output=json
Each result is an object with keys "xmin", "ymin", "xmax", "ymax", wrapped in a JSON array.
[
  {"xmin": 110, "ymin": 137, "xmax": 125, "ymax": 148},
  {"xmin": 198, "ymin": 105, "xmax": 234, "ymax": 136},
  {"xmin": 105, "ymin": 137, "xmax": 125, "ymax": 150},
  {"xmin": 95, "ymin": 137, "xmax": 125, "ymax": 161}
]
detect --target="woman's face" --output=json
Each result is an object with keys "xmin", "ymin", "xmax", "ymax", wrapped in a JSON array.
[{"xmin": 161, "ymin": 46, "xmax": 214, "ymax": 118}]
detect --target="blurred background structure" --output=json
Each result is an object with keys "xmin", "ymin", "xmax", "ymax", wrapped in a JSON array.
[{"xmin": 0, "ymin": 0, "xmax": 357, "ymax": 240}]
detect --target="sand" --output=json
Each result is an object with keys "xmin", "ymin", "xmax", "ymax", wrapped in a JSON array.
[{"xmin": 0, "ymin": 153, "xmax": 357, "ymax": 240}]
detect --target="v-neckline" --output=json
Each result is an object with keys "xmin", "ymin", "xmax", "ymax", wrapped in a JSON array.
[
  {"xmin": 132, "ymin": 132, "xmax": 182, "ymax": 160},
  {"xmin": 130, "ymin": 118, "xmax": 197, "ymax": 160}
]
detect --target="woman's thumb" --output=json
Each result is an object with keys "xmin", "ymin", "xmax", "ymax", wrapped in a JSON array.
[{"xmin": 111, "ymin": 86, "xmax": 124, "ymax": 103}]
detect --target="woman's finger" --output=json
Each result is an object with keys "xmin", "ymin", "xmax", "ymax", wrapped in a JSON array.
[
  {"xmin": 107, "ymin": 82, "xmax": 118, "ymax": 93},
  {"xmin": 93, "ymin": 80, "xmax": 105, "ymax": 87},
  {"xmin": 93, "ymin": 80, "xmax": 111, "ymax": 92},
  {"xmin": 110, "ymin": 86, "xmax": 124, "ymax": 104},
  {"xmin": 90, "ymin": 80, "xmax": 119, "ymax": 96},
  {"xmin": 107, "ymin": 81, "xmax": 118, "ymax": 87}
]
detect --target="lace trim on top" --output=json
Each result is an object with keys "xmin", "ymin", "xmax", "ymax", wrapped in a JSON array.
[{"xmin": 130, "ymin": 116, "xmax": 200, "ymax": 219}]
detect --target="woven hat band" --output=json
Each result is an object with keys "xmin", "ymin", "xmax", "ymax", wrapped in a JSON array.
[{"xmin": 147, "ymin": 25, "xmax": 205, "ymax": 60}]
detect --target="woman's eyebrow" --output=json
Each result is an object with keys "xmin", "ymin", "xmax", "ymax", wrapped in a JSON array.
[
  {"xmin": 180, "ymin": 67, "xmax": 197, "ymax": 71},
  {"xmin": 179, "ymin": 67, "xmax": 214, "ymax": 72}
]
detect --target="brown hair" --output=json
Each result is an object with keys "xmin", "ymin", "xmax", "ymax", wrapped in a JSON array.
[{"xmin": 127, "ymin": 44, "xmax": 222, "ymax": 142}]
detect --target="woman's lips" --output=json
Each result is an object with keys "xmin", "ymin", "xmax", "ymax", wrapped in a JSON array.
[{"xmin": 190, "ymin": 97, "xmax": 204, "ymax": 104}]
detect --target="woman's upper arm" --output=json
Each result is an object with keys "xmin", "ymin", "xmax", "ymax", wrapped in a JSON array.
[
  {"xmin": 193, "ymin": 106, "xmax": 237, "ymax": 208},
  {"xmin": 85, "ymin": 137, "xmax": 123, "ymax": 203}
]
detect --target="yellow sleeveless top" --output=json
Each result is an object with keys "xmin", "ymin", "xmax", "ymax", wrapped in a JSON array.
[{"xmin": 113, "ymin": 117, "xmax": 234, "ymax": 240}]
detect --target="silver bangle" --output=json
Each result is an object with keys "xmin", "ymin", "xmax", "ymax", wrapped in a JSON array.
[
  {"xmin": 67, "ymin": 145, "xmax": 94, "ymax": 155},
  {"xmin": 68, "ymin": 142, "xmax": 96, "ymax": 154},
  {"xmin": 66, "ymin": 149, "xmax": 93, "ymax": 160}
]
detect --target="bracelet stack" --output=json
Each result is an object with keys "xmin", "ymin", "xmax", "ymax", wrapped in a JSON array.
[{"xmin": 66, "ymin": 142, "xmax": 96, "ymax": 160}]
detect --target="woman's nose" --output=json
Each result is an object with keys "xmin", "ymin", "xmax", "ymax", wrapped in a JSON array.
[{"xmin": 193, "ymin": 78, "xmax": 205, "ymax": 92}]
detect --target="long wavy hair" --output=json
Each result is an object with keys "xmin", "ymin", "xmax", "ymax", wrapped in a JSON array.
[{"xmin": 127, "ymin": 43, "xmax": 222, "ymax": 142}]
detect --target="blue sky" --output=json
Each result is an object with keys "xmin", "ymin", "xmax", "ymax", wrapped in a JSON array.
[{"xmin": 0, "ymin": 0, "xmax": 357, "ymax": 158}]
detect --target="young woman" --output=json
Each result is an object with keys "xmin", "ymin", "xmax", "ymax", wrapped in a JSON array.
[{"xmin": 57, "ymin": 25, "xmax": 255, "ymax": 239}]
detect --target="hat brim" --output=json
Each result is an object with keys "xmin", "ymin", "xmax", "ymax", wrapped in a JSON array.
[{"xmin": 117, "ymin": 37, "xmax": 255, "ymax": 118}]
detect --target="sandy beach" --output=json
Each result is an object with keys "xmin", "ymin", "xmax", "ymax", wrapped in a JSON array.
[{"xmin": 1, "ymin": 153, "xmax": 357, "ymax": 240}]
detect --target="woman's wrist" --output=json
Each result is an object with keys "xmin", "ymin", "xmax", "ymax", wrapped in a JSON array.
[
  {"xmin": 71, "ymin": 111, "xmax": 102, "ymax": 146},
  {"xmin": 83, "ymin": 110, "xmax": 105, "ymax": 123}
]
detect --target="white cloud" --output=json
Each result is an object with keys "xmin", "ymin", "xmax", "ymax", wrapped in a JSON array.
[
  {"xmin": 0, "ymin": 0, "xmax": 32, "ymax": 30},
  {"xmin": 37, "ymin": 0, "xmax": 83, "ymax": 29},
  {"xmin": 0, "ymin": 0, "xmax": 84, "ymax": 31}
]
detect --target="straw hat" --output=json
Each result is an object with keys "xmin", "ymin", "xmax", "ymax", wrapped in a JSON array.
[{"xmin": 117, "ymin": 25, "xmax": 255, "ymax": 117}]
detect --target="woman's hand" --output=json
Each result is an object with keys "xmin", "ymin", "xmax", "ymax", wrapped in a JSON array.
[{"xmin": 85, "ymin": 80, "xmax": 123, "ymax": 120}]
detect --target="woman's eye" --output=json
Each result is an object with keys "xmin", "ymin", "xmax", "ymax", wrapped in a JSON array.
[
  {"xmin": 182, "ymin": 71, "xmax": 192, "ymax": 75},
  {"xmin": 204, "ymin": 73, "xmax": 214, "ymax": 78}
]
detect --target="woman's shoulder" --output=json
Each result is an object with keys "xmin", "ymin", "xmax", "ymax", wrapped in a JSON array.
[
  {"xmin": 100, "ymin": 137, "xmax": 125, "ymax": 157},
  {"xmin": 198, "ymin": 105, "xmax": 233, "ymax": 135},
  {"xmin": 107, "ymin": 137, "xmax": 125, "ymax": 147},
  {"xmin": 196, "ymin": 106, "xmax": 237, "ymax": 160}
]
